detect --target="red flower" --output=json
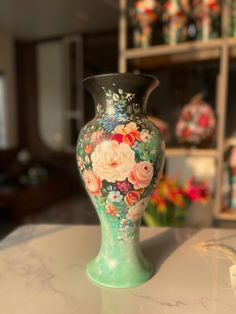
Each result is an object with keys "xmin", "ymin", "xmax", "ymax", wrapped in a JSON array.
[
  {"xmin": 124, "ymin": 191, "xmax": 140, "ymax": 207},
  {"xmin": 112, "ymin": 133, "xmax": 123, "ymax": 144},
  {"xmin": 198, "ymin": 115, "xmax": 209, "ymax": 127}
]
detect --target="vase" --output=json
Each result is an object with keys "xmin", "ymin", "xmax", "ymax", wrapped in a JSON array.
[
  {"xmin": 162, "ymin": 0, "xmax": 189, "ymax": 45},
  {"xmin": 76, "ymin": 73, "xmax": 165, "ymax": 288},
  {"xmin": 130, "ymin": 0, "xmax": 159, "ymax": 48},
  {"xmin": 192, "ymin": 0, "xmax": 220, "ymax": 41}
]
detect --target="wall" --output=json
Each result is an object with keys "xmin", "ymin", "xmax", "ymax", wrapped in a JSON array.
[
  {"xmin": 0, "ymin": 29, "xmax": 16, "ymax": 148},
  {"xmin": 37, "ymin": 41, "xmax": 65, "ymax": 151}
]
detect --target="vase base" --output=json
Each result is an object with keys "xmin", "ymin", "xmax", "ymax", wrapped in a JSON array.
[{"xmin": 86, "ymin": 257, "xmax": 153, "ymax": 289}]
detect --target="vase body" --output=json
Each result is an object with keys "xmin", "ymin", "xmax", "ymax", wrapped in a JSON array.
[{"xmin": 76, "ymin": 73, "xmax": 165, "ymax": 288}]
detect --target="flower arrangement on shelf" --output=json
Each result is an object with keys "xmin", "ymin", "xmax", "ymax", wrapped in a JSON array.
[
  {"xmin": 175, "ymin": 93, "xmax": 216, "ymax": 147},
  {"xmin": 144, "ymin": 174, "xmax": 210, "ymax": 227}
]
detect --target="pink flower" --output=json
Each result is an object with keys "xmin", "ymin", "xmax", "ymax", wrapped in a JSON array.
[
  {"xmin": 124, "ymin": 191, "xmax": 140, "ymax": 207},
  {"xmin": 91, "ymin": 130, "xmax": 104, "ymax": 144},
  {"xmin": 83, "ymin": 170, "xmax": 102, "ymax": 197},
  {"xmin": 115, "ymin": 181, "xmax": 132, "ymax": 194},
  {"xmin": 84, "ymin": 132, "xmax": 89, "ymax": 140},
  {"xmin": 106, "ymin": 203, "xmax": 118, "ymax": 216},
  {"xmin": 128, "ymin": 161, "xmax": 154, "ymax": 189}
]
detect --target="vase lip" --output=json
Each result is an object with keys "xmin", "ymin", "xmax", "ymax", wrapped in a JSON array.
[{"xmin": 83, "ymin": 72, "xmax": 159, "ymax": 87}]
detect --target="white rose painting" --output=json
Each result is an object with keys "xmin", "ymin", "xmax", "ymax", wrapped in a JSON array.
[{"xmin": 91, "ymin": 140, "xmax": 135, "ymax": 182}]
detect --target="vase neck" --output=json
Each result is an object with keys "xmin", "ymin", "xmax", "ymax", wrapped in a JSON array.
[
  {"xmin": 83, "ymin": 73, "xmax": 159, "ymax": 116},
  {"xmin": 96, "ymin": 88, "xmax": 145, "ymax": 116}
]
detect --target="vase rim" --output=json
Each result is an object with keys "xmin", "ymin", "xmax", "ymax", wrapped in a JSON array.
[{"xmin": 83, "ymin": 72, "xmax": 159, "ymax": 86}]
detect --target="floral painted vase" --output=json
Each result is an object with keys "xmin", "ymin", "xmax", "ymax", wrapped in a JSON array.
[
  {"xmin": 76, "ymin": 73, "xmax": 165, "ymax": 288},
  {"xmin": 162, "ymin": 0, "xmax": 190, "ymax": 45},
  {"xmin": 130, "ymin": 0, "xmax": 160, "ymax": 48},
  {"xmin": 192, "ymin": 0, "xmax": 220, "ymax": 41}
]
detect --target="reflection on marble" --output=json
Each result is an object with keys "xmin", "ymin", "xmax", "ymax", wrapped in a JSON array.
[{"xmin": 0, "ymin": 225, "xmax": 235, "ymax": 313}]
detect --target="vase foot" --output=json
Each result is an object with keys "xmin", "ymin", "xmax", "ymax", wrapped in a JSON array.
[{"xmin": 86, "ymin": 256, "xmax": 153, "ymax": 288}]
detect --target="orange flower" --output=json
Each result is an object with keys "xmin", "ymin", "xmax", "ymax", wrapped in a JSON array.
[
  {"xmin": 124, "ymin": 191, "xmax": 140, "ymax": 207},
  {"xmin": 113, "ymin": 122, "xmax": 141, "ymax": 146},
  {"xmin": 105, "ymin": 203, "xmax": 118, "ymax": 216},
  {"xmin": 123, "ymin": 133, "xmax": 135, "ymax": 146},
  {"xmin": 84, "ymin": 144, "xmax": 93, "ymax": 154}
]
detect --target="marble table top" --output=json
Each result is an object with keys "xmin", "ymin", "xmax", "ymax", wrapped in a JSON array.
[{"xmin": 0, "ymin": 225, "xmax": 236, "ymax": 314}]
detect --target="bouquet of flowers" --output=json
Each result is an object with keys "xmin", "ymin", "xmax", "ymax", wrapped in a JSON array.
[
  {"xmin": 144, "ymin": 175, "xmax": 209, "ymax": 227},
  {"xmin": 175, "ymin": 93, "xmax": 216, "ymax": 147}
]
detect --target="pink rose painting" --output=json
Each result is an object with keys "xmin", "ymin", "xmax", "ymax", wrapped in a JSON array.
[
  {"xmin": 128, "ymin": 161, "xmax": 154, "ymax": 189},
  {"xmin": 83, "ymin": 170, "xmax": 102, "ymax": 197}
]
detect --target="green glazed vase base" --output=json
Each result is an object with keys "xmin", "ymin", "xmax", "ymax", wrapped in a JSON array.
[{"xmin": 86, "ymin": 259, "xmax": 154, "ymax": 289}]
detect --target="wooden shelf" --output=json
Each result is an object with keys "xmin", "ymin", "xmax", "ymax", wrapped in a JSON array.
[
  {"xmin": 123, "ymin": 39, "xmax": 223, "ymax": 60},
  {"xmin": 227, "ymin": 37, "xmax": 236, "ymax": 47},
  {"xmin": 166, "ymin": 148, "xmax": 217, "ymax": 158},
  {"xmin": 217, "ymin": 210, "xmax": 236, "ymax": 221},
  {"xmin": 123, "ymin": 38, "xmax": 236, "ymax": 68}
]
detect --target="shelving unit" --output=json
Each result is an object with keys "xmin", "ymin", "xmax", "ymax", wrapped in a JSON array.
[
  {"xmin": 118, "ymin": 0, "xmax": 233, "ymax": 221},
  {"xmin": 165, "ymin": 148, "xmax": 217, "ymax": 158}
]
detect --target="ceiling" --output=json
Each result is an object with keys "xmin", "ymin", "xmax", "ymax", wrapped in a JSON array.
[{"xmin": 0, "ymin": 0, "xmax": 119, "ymax": 39}]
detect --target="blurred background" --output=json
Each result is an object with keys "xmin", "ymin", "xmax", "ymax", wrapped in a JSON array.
[{"xmin": 1, "ymin": 0, "xmax": 236, "ymax": 238}]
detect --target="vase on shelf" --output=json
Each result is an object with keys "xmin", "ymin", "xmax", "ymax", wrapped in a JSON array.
[
  {"xmin": 192, "ymin": 0, "xmax": 221, "ymax": 41},
  {"xmin": 130, "ymin": 0, "xmax": 160, "ymax": 48},
  {"xmin": 76, "ymin": 73, "xmax": 165, "ymax": 288},
  {"xmin": 162, "ymin": 0, "xmax": 189, "ymax": 45}
]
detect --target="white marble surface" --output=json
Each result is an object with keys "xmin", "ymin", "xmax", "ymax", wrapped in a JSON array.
[{"xmin": 0, "ymin": 225, "xmax": 235, "ymax": 314}]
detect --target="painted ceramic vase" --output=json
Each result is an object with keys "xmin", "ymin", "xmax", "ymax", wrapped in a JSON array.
[
  {"xmin": 130, "ymin": 0, "xmax": 159, "ymax": 48},
  {"xmin": 76, "ymin": 73, "xmax": 165, "ymax": 288},
  {"xmin": 162, "ymin": 0, "xmax": 189, "ymax": 44},
  {"xmin": 192, "ymin": 0, "xmax": 220, "ymax": 41}
]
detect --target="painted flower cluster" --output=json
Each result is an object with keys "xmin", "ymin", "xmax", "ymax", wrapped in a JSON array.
[{"xmin": 77, "ymin": 88, "xmax": 164, "ymax": 239}]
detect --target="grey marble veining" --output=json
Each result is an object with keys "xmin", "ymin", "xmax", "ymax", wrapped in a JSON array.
[{"xmin": 0, "ymin": 225, "xmax": 235, "ymax": 314}]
